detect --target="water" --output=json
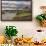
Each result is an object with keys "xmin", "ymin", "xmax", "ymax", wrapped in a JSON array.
[{"xmin": 2, "ymin": 11, "xmax": 16, "ymax": 20}]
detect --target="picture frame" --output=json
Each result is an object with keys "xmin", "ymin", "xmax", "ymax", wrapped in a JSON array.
[{"xmin": 1, "ymin": 0, "xmax": 32, "ymax": 21}]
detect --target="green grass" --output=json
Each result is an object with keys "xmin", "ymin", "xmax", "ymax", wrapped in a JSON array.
[{"xmin": 16, "ymin": 10, "xmax": 31, "ymax": 16}]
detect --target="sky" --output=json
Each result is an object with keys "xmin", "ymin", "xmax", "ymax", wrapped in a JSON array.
[
  {"xmin": 2, "ymin": 1, "xmax": 31, "ymax": 10},
  {"xmin": 3, "ymin": 0, "xmax": 30, "ymax": 1}
]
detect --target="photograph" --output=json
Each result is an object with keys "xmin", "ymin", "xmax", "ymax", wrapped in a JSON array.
[
  {"xmin": 2, "ymin": 0, "xmax": 31, "ymax": 1},
  {"xmin": 1, "ymin": 0, "xmax": 32, "ymax": 21}
]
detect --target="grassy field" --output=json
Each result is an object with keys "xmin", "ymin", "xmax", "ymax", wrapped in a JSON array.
[{"xmin": 13, "ymin": 10, "xmax": 32, "ymax": 21}]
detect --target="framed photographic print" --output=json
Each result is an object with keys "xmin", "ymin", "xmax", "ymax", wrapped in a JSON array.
[{"xmin": 1, "ymin": 0, "xmax": 32, "ymax": 21}]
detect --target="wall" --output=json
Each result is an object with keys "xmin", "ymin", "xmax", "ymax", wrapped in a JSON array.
[{"xmin": 0, "ymin": 0, "xmax": 46, "ymax": 41}]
